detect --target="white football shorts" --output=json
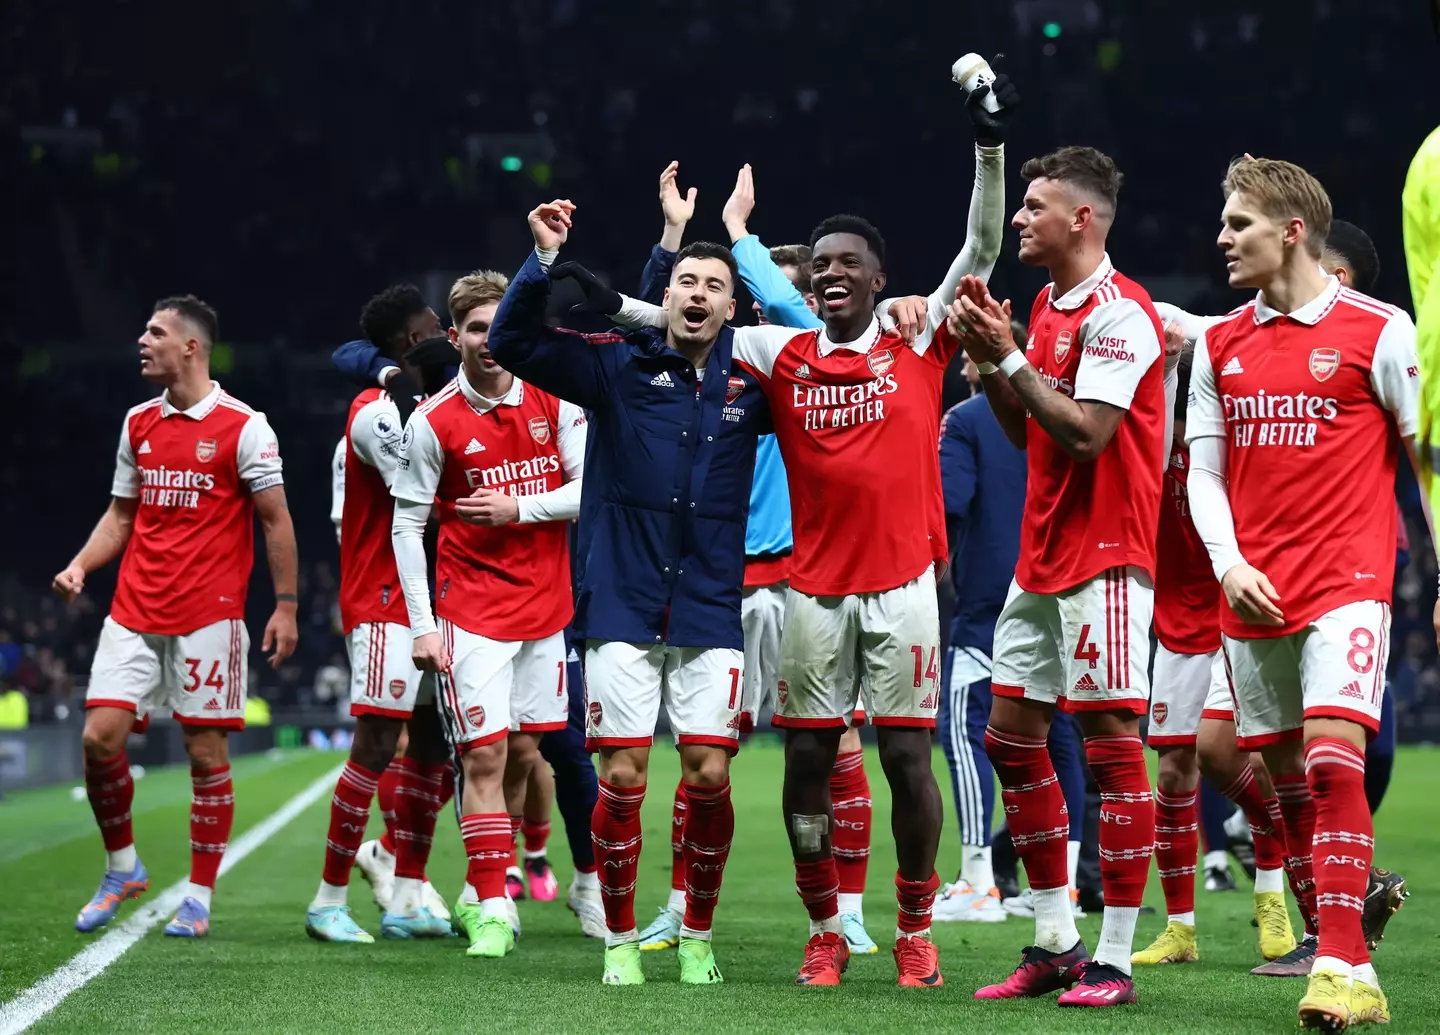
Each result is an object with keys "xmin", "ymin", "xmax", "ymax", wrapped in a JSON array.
[
  {"xmin": 88, "ymin": 615, "xmax": 249, "ymax": 729},
  {"xmin": 438, "ymin": 620, "xmax": 568, "ymax": 752},
  {"xmin": 584, "ymin": 640, "xmax": 745, "ymax": 752}
]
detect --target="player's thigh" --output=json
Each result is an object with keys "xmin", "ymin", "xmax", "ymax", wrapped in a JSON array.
[
  {"xmin": 1299, "ymin": 600, "xmax": 1391, "ymax": 735},
  {"xmin": 857, "ymin": 565, "xmax": 941, "ymax": 727},
  {"xmin": 511, "ymin": 630, "xmax": 570, "ymax": 734},
  {"xmin": 740, "ymin": 583, "xmax": 784, "ymax": 730},
  {"xmin": 440, "ymin": 620, "xmax": 518, "ymax": 752},
  {"xmin": 87, "ymin": 616, "xmax": 166, "ymax": 720},
  {"xmin": 583, "ymin": 640, "xmax": 664, "ymax": 750},
  {"xmin": 1222, "ymin": 631, "xmax": 1305, "ymax": 752},
  {"xmin": 1055, "ymin": 566, "xmax": 1153, "ymax": 716},
  {"xmin": 990, "ymin": 578, "xmax": 1065, "ymax": 709},
  {"xmin": 346, "ymin": 622, "xmax": 424, "ymax": 720},
  {"xmin": 776, "ymin": 588, "xmax": 859, "ymax": 729},
  {"xmin": 1148, "ymin": 645, "xmax": 1212, "ymax": 747},
  {"xmin": 664, "ymin": 646, "xmax": 745, "ymax": 753},
  {"xmin": 1201, "ymin": 649, "xmax": 1236, "ymax": 726},
  {"xmin": 169, "ymin": 618, "xmax": 249, "ymax": 729}
]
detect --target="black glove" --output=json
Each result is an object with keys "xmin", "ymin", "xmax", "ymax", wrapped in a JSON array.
[
  {"xmin": 966, "ymin": 67, "xmax": 1020, "ymax": 147},
  {"xmin": 385, "ymin": 369, "xmax": 422, "ymax": 424},
  {"xmin": 405, "ymin": 335, "xmax": 456, "ymax": 369},
  {"xmin": 550, "ymin": 261, "xmax": 623, "ymax": 316}
]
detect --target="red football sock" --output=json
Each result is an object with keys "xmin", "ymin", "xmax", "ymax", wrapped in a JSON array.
[
  {"xmin": 984, "ymin": 726, "xmax": 1069, "ymax": 890},
  {"xmin": 1085, "ymin": 735, "xmax": 1154, "ymax": 908},
  {"xmin": 830, "ymin": 750, "xmax": 871, "ymax": 896},
  {"xmin": 1219, "ymin": 764, "xmax": 1284, "ymax": 871},
  {"xmin": 521, "ymin": 817, "xmax": 552, "ymax": 857},
  {"xmin": 680, "ymin": 781, "xmax": 734, "ymax": 934},
  {"xmin": 85, "ymin": 752, "xmax": 135, "ymax": 855},
  {"xmin": 670, "ymin": 781, "xmax": 687, "ymax": 893},
  {"xmin": 795, "ymin": 857, "xmax": 840, "ymax": 922},
  {"xmin": 1153, "ymin": 787, "xmax": 1198, "ymax": 918},
  {"xmin": 896, "ymin": 870, "xmax": 941, "ymax": 935},
  {"xmin": 509, "ymin": 814, "xmax": 522, "ymax": 868},
  {"xmin": 189, "ymin": 765, "xmax": 234, "ymax": 891},
  {"xmin": 1305, "ymin": 738, "xmax": 1373, "ymax": 966},
  {"xmin": 1255, "ymin": 797, "xmax": 1286, "ymax": 872},
  {"xmin": 592, "ymin": 781, "xmax": 645, "ymax": 934},
  {"xmin": 460, "ymin": 813, "xmax": 512, "ymax": 900},
  {"xmin": 1273, "ymin": 771, "xmax": 1319, "ymax": 937},
  {"xmin": 377, "ymin": 759, "xmax": 403, "ymax": 856},
  {"xmin": 394, "ymin": 758, "xmax": 445, "ymax": 881},
  {"xmin": 322, "ymin": 760, "xmax": 381, "ymax": 886}
]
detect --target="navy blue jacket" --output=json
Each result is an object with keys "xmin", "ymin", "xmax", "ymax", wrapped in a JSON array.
[
  {"xmin": 489, "ymin": 250, "xmax": 770, "ymax": 650},
  {"xmin": 940, "ymin": 392, "xmax": 1027, "ymax": 654}
]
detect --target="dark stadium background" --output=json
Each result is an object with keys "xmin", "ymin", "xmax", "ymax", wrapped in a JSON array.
[{"xmin": 6, "ymin": 0, "xmax": 1440, "ymax": 737}]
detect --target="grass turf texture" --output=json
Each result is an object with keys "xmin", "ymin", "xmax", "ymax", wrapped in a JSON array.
[{"xmin": 1, "ymin": 743, "xmax": 1433, "ymax": 1034}]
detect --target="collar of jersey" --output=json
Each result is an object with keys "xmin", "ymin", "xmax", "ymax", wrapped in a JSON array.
[
  {"xmin": 1047, "ymin": 253, "xmax": 1115, "ymax": 311},
  {"xmin": 161, "ymin": 381, "xmax": 222, "ymax": 419},
  {"xmin": 1251, "ymin": 275, "xmax": 1340, "ymax": 326},
  {"xmin": 817, "ymin": 316, "xmax": 882, "ymax": 357},
  {"xmin": 458, "ymin": 368, "xmax": 523, "ymax": 412}
]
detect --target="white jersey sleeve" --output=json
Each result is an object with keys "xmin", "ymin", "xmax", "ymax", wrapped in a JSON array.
[
  {"xmin": 237, "ymin": 412, "xmax": 284, "ymax": 493},
  {"xmin": 517, "ymin": 400, "xmax": 587, "ymax": 523},
  {"xmin": 1369, "ymin": 310, "xmax": 1421, "ymax": 437},
  {"xmin": 330, "ymin": 438, "xmax": 346, "ymax": 543},
  {"xmin": 1153, "ymin": 302, "xmax": 1225, "ymax": 344},
  {"xmin": 349, "ymin": 396, "xmax": 405, "ymax": 488},
  {"xmin": 111, "ymin": 414, "xmax": 140, "ymax": 499},
  {"xmin": 1184, "ymin": 334, "xmax": 1226, "ymax": 442},
  {"xmin": 391, "ymin": 410, "xmax": 444, "ymax": 505},
  {"xmin": 392, "ymin": 498, "xmax": 436, "ymax": 636},
  {"xmin": 1073, "ymin": 298, "xmax": 1163, "ymax": 409},
  {"xmin": 613, "ymin": 295, "xmax": 668, "ymax": 329},
  {"xmin": 731, "ymin": 324, "xmax": 808, "ymax": 379}
]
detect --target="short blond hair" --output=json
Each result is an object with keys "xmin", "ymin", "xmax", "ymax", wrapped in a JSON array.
[
  {"xmin": 1222, "ymin": 157, "xmax": 1332, "ymax": 258},
  {"xmin": 448, "ymin": 270, "xmax": 509, "ymax": 327}
]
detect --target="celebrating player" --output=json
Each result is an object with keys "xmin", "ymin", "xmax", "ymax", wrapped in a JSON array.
[
  {"xmin": 57, "ymin": 295, "xmax": 298, "ymax": 939},
  {"xmin": 945, "ymin": 146, "xmax": 1168, "ymax": 1007},
  {"xmin": 306, "ymin": 286, "xmax": 455, "ymax": 944},
  {"xmin": 1185, "ymin": 157, "xmax": 1429, "ymax": 1028},
  {"xmin": 391, "ymin": 270, "xmax": 585, "ymax": 959}
]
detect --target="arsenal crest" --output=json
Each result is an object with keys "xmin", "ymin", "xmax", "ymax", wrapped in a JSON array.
[
  {"xmin": 726, "ymin": 376, "xmax": 745, "ymax": 404},
  {"xmin": 466, "ymin": 705, "xmax": 486, "ymax": 729},
  {"xmin": 1308, "ymin": 347, "xmax": 1341, "ymax": 382},
  {"xmin": 867, "ymin": 349, "xmax": 895, "ymax": 377},
  {"xmin": 388, "ymin": 679, "xmax": 406, "ymax": 700},
  {"xmin": 588, "ymin": 701, "xmax": 603, "ymax": 727},
  {"xmin": 528, "ymin": 416, "xmax": 551, "ymax": 444},
  {"xmin": 195, "ymin": 438, "xmax": 217, "ymax": 462},
  {"xmin": 1054, "ymin": 330, "xmax": 1073, "ymax": 365},
  {"xmin": 776, "ymin": 679, "xmax": 789, "ymax": 707},
  {"xmin": 1152, "ymin": 702, "xmax": 1168, "ymax": 726}
]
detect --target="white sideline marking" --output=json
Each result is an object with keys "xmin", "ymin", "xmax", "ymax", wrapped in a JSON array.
[{"xmin": 0, "ymin": 764, "xmax": 344, "ymax": 1035}]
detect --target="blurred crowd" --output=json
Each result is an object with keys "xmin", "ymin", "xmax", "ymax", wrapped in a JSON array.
[{"xmin": 6, "ymin": 0, "xmax": 1440, "ymax": 735}]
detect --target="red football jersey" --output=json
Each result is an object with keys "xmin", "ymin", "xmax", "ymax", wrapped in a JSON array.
[
  {"xmin": 1011, "ymin": 256, "xmax": 1167, "ymax": 594},
  {"xmin": 393, "ymin": 375, "xmax": 583, "ymax": 641},
  {"xmin": 1186, "ymin": 280, "xmax": 1419, "ymax": 638},
  {"xmin": 1154, "ymin": 441, "xmax": 1222, "ymax": 654},
  {"xmin": 734, "ymin": 318, "xmax": 954, "ymax": 596},
  {"xmin": 109, "ymin": 383, "xmax": 283, "ymax": 635},
  {"xmin": 339, "ymin": 388, "xmax": 408, "ymax": 632}
]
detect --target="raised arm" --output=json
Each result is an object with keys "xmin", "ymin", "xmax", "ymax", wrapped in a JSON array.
[
  {"xmin": 721, "ymin": 165, "xmax": 823, "ymax": 330},
  {"xmin": 639, "ymin": 162, "xmax": 694, "ymax": 303}
]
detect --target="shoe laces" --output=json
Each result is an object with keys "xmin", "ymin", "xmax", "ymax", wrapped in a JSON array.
[
  {"xmin": 1258, "ymin": 904, "xmax": 1290, "ymax": 942},
  {"xmin": 1075, "ymin": 961, "xmax": 1128, "ymax": 989},
  {"xmin": 1273, "ymin": 938, "xmax": 1317, "ymax": 966},
  {"xmin": 895, "ymin": 936, "xmax": 935, "ymax": 971},
  {"xmin": 801, "ymin": 933, "xmax": 842, "ymax": 975}
]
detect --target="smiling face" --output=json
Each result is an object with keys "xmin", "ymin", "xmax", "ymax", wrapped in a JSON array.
[
  {"xmin": 450, "ymin": 301, "xmax": 499, "ymax": 380},
  {"xmin": 663, "ymin": 256, "xmax": 737, "ymax": 348},
  {"xmin": 1012, "ymin": 177, "xmax": 1084, "ymax": 268},
  {"xmin": 1217, "ymin": 190, "xmax": 1290, "ymax": 290},
  {"xmin": 809, "ymin": 232, "xmax": 885, "ymax": 326}
]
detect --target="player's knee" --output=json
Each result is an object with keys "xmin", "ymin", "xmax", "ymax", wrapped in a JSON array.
[
  {"xmin": 783, "ymin": 731, "xmax": 837, "ymax": 779},
  {"xmin": 81, "ymin": 712, "xmax": 129, "ymax": 760},
  {"xmin": 461, "ymin": 740, "xmax": 506, "ymax": 783},
  {"xmin": 678, "ymin": 746, "xmax": 730, "ymax": 788},
  {"xmin": 352, "ymin": 716, "xmax": 402, "ymax": 771},
  {"xmin": 183, "ymin": 730, "xmax": 228, "ymax": 771},
  {"xmin": 876, "ymin": 728, "xmax": 931, "ymax": 781},
  {"xmin": 1155, "ymin": 746, "xmax": 1199, "ymax": 793}
]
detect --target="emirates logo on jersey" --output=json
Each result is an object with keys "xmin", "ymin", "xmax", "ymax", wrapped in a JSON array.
[
  {"xmin": 1152, "ymin": 702, "xmax": 1168, "ymax": 726},
  {"xmin": 389, "ymin": 679, "xmax": 406, "ymax": 700},
  {"xmin": 195, "ymin": 438, "xmax": 217, "ymax": 463},
  {"xmin": 466, "ymin": 705, "xmax": 486, "ymax": 728},
  {"xmin": 867, "ymin": 349, "xmax": 895, "ymax": 377},
  {"xmin": 528, "ymin": 416, "xmax": 551, "ymax": 444},
  {"xmin": 1054, "ymin": 330, "xmax": 1074, "ymax": 364},
  {"xmin": 726, "ymin": 376, "xmax": 745, "ymax": 404},
  {"xmin": 1308, "ymin": 347, "xmax": 1341, "ymax": 383}
]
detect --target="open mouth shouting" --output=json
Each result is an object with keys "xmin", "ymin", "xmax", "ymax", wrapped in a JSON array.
[
  {"xmin": 821, "ymin": 284, "xmax": 852, "ymax": 312},
  {"xmin": 681, "ymin": 304, "xmax": 709, "ymax": 333}
]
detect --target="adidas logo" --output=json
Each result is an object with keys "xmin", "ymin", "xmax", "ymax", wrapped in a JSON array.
[
  {"xmin": 138, "ymin": 440, "xmax": 152, "ymax": 454},
  {"xmin": 1220, "ymin": 356, "xmax": 1244, "ymax": 376},
  {"xmin": 650, "ymin": 371, "xmax": 676, "ymax": 387},
  {"xmin": 1338, "ymin": 680, "xmax": 1363, "ymax": 700},
  {"xmin": 567, "ymin": 648, "xmax": 579, "ymax": 663},
  {"xmin": 1073, "ymin": 673, "xmax": 1100, "ymax": 693},
  {"xmin": 464, "ymin": 438, "xmax": 485, "ymax": 455},
  {"xmin": 795, "ymin": 362, "xmax": 811, "ymax": 379}
]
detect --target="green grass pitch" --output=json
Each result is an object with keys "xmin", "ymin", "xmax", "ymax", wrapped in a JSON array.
[{"xmin": 0, "ymin": 742, "xmax": 1433, "ymax": 1034}]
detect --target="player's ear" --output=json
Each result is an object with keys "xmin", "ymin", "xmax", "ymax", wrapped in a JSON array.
[
  {"xmin": 1072, "ymin": 203, "xmax": 1093, "ymax": 234},
  {"xmin": 725, "ymin": 298, "xmax": 736, "ymax": 320},
  {"xmin": 1285, "ymin": 217, "xmax": 1306, "ymax": 252},
  {"xmin": 448, "ymin": 326, "xmax": 459, "ymax": 348},
  {"xmin": 662, "ymin": 286, "xmax": 672, "ymax": 310},
  {"xmin": 872, "ymin": 270, "xmax": 887, "ymax": 294}
]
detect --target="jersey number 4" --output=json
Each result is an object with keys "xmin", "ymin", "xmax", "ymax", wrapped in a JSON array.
[
  {"xmin": 1074, "ymin": 625, "xmax": 1101, "ymax": 670},
  {"xmin": 184, "ymin": 658, "xmax": 225, "ymax": 693}
]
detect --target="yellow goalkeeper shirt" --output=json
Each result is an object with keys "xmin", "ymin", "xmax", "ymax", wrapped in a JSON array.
[{"xmin": 1403, "ymin": 125, "xmax": 1440, "ymax": 497}]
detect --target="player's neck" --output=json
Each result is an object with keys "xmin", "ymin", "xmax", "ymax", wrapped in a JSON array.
[
  {"xmin": 1047, "ymin": 246, "xmax": 1106, "ymax": 300},
  {"xmin": 1257, "ymin": 259, "xmax": 1329, "ymax": 316},
  {"xmin": 666, "ymin": 335, "xmax": 714, "ymax": 372},
  {"xmin": 163, "ymin": 370, "xmax": 213, "ymax": 412},
  {"xmin": 823, "ymin": 309, "xmax": 872, "ymax": 345},
  {"xmin": 464, "ymin": 363, "xmax": 513, "ymax": 401}
]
